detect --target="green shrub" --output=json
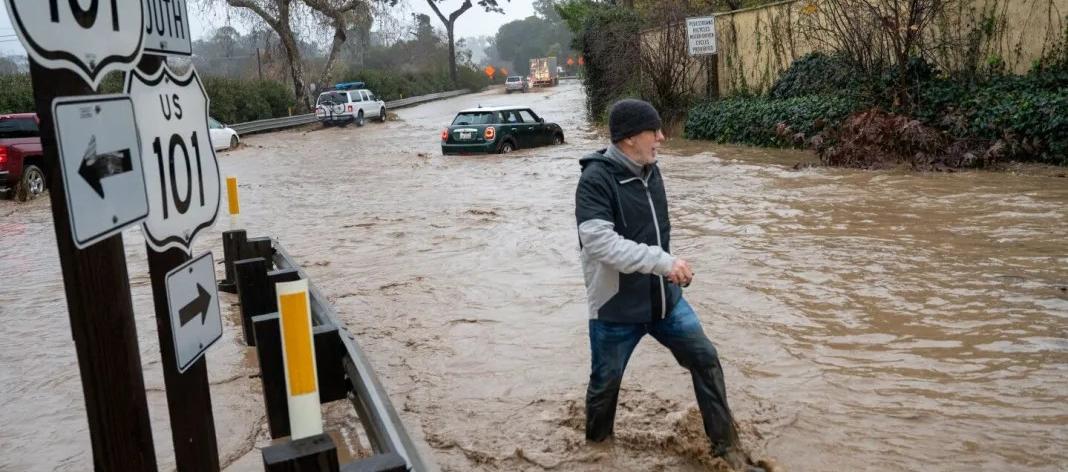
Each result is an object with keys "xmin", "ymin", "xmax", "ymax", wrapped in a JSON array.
[
  {"xmin": 0, "ymin": 66, "xmax": 480, "ymax": 124},
  {"xmin": 690, "ymin": 49, "xmax": 1068, "ymax": 165},
  {"xmin": 576, "ymin": 5, "xmax": 641, "ymax": 121},
  {"xmin": 915, "ymin": 71, "xmax": 1068, "ymax": 164},
  {"xmin": 201, "ymin": 77, "xmax": 295, "ymax": 125},
  {"xmin": 768, "ymin": 52, "xmax": 861, "ymax": 100},
  {"xmin": 684, "ymin": 94, "xmax": 860, "ymax": 147},
  {"xmin": 257, "ymin": 80, "xmax": 295, "ymax": 119},
  {"xmin": 0, "ymin": 74, "xmax": 34, "ymax": 114},
  {"xmin": 339, "ymin": 66, "xmax": 488, "ymax": 102}
]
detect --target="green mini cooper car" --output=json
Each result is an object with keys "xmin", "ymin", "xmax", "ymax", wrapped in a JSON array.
[{"xmin": 441, "ymin": 106, "xmax": 565, "ymax": 155}]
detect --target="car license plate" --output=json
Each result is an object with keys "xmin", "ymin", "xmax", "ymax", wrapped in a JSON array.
[{"xmin": 459, "ymin": 132, "xmax": 473, "ymax": 140}]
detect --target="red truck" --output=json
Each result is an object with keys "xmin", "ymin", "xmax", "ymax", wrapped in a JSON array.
[{"xmin": 0, "ymin": 113, "xmax": 46, "ymax": 201}]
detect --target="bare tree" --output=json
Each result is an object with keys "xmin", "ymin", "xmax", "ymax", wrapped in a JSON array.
[
  {"xmin": 425, "ymin": 0, "xmax": 507, "ymax": 84},
  {"xmin": 798, "ymin": 0, "xmax": 953, "ymax": 108},
  {"xmin": 639, "ymin": 2, "xmax": 705, "ymax": 127},
  {"xmin": 212, "ymin": 0, "xmax": 382, "ymax": 110},
  {"xmin": 221, "ymin": 0, "xmax": 314, "ymax": 108},
  {"xmin": 304, "ymin": 0, "xmax": 379, "ymax": 86}
]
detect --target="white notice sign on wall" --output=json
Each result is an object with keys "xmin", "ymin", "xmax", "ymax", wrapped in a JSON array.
[{"xmin": 686, "ymin": 16, "xmax": 717, "ymax": 56}]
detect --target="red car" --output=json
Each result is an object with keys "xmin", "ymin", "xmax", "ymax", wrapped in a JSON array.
[{"xmin": 0, "ymin": 113, "xmax": 45, "ymax": 201}]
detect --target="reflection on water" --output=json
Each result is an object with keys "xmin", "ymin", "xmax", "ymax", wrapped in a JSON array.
[{"xmin": 1, "ymin": 82, "xmax": 1065, "ymax": 471}]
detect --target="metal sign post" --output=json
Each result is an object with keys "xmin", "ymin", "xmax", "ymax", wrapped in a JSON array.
[{"xmin": 8, "ymin": 0, "xmax": 159, "ymax": 466}]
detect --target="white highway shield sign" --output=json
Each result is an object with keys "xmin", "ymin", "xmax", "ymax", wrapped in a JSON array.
[
  {"xmin": 4, "ymin": 0, "xmax": 144, "ymax": 88},
  {"xmin": 53, "ymin": 95, "xmax": 149, "ymax": 249},
  {"xmin": 126, "ymin": 64, "xmax": 220, "ymax": 253},
  {"xmin": 142, "ymin": 0, "xmax": 192, "ymax": 56},
  {"xmin": 165, "ymin": 251, "xmax": 222, "ymax": 373}
]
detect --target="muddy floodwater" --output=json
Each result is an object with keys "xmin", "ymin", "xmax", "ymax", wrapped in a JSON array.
[{"xmin": 1, "ymin": 82, "xmax": 1066, "ymax": 471}]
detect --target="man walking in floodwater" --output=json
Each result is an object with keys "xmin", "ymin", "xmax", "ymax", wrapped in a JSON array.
[{"xmin": 574, "ymin": 99, "xmax": 760, "ymax": 471}]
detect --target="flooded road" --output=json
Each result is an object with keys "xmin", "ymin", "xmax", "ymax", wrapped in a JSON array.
[{"xmin": 1, "ymin": 81, "xmax": 1066, "ymax": 471}]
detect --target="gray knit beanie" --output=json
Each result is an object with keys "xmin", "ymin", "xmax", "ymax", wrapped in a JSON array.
[{"xmin": 608, "ymin": 99, "xmax": 662, "ymax": 143}]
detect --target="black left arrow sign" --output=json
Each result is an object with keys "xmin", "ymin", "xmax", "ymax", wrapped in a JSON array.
[
  {"xmin": 78, "ymin": 135, "xmax": 133, "ymax": 198},
  {"xmin": 179, "ymin": 284, "xmax": 211, "ymax": 327}
]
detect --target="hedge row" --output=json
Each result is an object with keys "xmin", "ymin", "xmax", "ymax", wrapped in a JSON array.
[
  {"xmin": 338, "ymin": 66, "xmax": 489, "ymax": 102},
  {"xmin": 684, "ymin": 94, "xmax": 860, "ymax": 147},
  {"xmin": 685, "ymin": 52, "xmax": 1068, "ymax": 165},
  {"xmin": 200, "ymin": 77, "xmax": 294, "ymax": 125},
  {"xmin": 916, "ymin": 73, "xmax": 1068, "ymax": 163},
  {"xmin": 0, "ymin": 74, "xmax": 34, "ymax": 115},
  {"xmin": 0, "ymin": 73, "xmax": 295, "ymax": 125},
  {"xmin": 0, "ymin": 67, "xmax": 489, "ymax": 125}
]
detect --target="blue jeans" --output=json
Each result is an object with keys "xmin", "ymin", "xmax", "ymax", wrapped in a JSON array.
[{"xmin": 586, "ymin": 298, "xmax": 738, "ymax": 453}]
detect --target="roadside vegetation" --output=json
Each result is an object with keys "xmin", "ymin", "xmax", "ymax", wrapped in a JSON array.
[
  {"xmin": 0, "ymin": 2, "xmax": 494, "ymax": 122},
  {"xmin": 561, "ymin": 0, "xmax": 1068, "ymax": 168},
  {"xmin": 557, "ymin": 0, "xmax": 780, "ymax": 124},
  {"xmin": 0, "ymin": 0, "xmax": 580, "ymax": 125},
  {"xmin": 687, "ymin": 51, "xmax": 1068, "ymax": 167}
]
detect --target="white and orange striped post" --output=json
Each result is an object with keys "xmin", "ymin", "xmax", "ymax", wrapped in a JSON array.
[
  {"xmin": 275, "ymin": 279, "xmax": 323, "ymax": 439},
  {"xmin": 226, "ymin": 176, "xmax": 240, "ymax": 229}
]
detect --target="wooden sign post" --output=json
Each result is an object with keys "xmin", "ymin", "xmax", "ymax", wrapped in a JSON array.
[
  {"xmin": 10, "ymin": 0, "xmax": 158, "ymax": 467},
  {"xmin": 8, "ymin": 0, "xmax": 224, "ymax": 468},
  {"xmin": 131, "ymin": 50, "xmax": 223, "ymax": 470}
]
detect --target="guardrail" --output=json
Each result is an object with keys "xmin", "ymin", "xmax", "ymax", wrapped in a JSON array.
[
  {"xmin": 231, "ymin": 89, "xmax": 471, "ymax": 135},
  {"xmin": 218, "ymin": 230, "xmax": 427, "ymax": 471}
]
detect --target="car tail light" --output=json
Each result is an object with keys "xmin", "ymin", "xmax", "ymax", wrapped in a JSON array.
[
  {"xmin": 0, "ymin": 146, "xmax": 7, "ymax": 168},
  {"xmin": 441, "ymin": 129, "xmax": 448, "ymax": 141},
  {"xmin": 484, "ymin": 126, "xmax": 496, "ymax": 140},
  {"xmin": 348, "ymin": 105, "xmax": 353, "ymax": 112}
]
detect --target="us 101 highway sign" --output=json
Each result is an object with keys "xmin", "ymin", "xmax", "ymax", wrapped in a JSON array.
[{"xmin": 126, "ymin": 64, "xmax": 220, "ymax": 253}]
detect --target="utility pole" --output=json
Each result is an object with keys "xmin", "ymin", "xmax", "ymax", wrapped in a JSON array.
[{"xmin": 257, "ymin": 48, "xmax": 264, "ymax": 81}]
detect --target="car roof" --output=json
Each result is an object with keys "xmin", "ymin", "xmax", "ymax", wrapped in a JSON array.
[
  {"xmin": 457, "ymin": 106, "xmax": 531, "ymax": 113},
  {"xmin": 318, "ymin": 89, "xmax": 370, "ymax": 95}
]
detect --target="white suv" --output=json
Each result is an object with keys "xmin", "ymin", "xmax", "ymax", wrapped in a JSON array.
[
  {"xmin": 315, "ymin": 84, "xmax": 386, "ymax": 126},
  {"xmin": 505, "ymin": 76, "xmax": 528, "ymax": 93}
]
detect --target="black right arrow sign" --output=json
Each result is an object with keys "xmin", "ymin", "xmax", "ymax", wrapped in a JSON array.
[
  {"xmin": 78, "ymin": 135, "xmax": 133, "ymax": 198},
  {"xmin": 178, "ymin": 283, "xmax": 211, "ymax": 327}
]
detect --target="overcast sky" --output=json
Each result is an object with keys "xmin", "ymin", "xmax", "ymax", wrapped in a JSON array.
[{"xmin": 0, "ymin": 0, "xmax": 538, "ymax": 56}]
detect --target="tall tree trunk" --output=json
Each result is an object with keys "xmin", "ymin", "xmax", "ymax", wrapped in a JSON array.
[
  {"xmin": 279, "ymin": 32, "xmax": 310, "ymax": 111},
  {"xmin": 319, "ymin": 25, "xmax": 347, "ymax": 87},
  {"xmin": 305, "ymin": 0, "xmax": 369, "ymax": 88},
  {"xmin": 447, "ymin": 26, "xmax": 457, "ymax": 84},
  {"xmin": 226, "ymin": 0, "xmax": 311, "ymax": 110},
  {"xmin": 426, "ymin": 0, "xmax": 474, "ymax": 87}
]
